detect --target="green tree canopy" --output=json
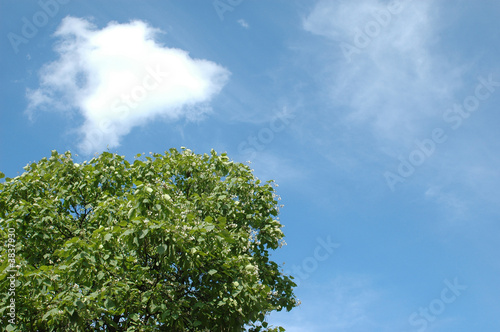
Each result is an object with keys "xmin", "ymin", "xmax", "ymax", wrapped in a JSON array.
[{"xmin": 0, "ymin": 148, "xmax": 297, "ymax": 331}]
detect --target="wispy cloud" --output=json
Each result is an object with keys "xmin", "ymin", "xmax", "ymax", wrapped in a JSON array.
[
  {"xmin": 237, "ymin": 19, "xmax": 249, "ymax": 29},
  {"xmin": 297, "ymin": 0, "xmax": 500, "ymax": 219},
  {"xmin": 270, "ymin": 274, "xmax": 384, "ymax": 331},
  {"xmin": 303, "ymin": 0, "xmax": 464, "ymax": 146},
  {"xmin": 27, "ymin": 16, "xmax": 230, "ymax": 154}
]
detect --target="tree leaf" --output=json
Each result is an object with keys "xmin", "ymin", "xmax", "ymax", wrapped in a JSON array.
[
  {"xmin": 157, "ymin": 244, "xmax": 167, "ymax": 255},
  {"xmin": 42, "ymin": 308, "xmax": 59, "ymax": 320}
]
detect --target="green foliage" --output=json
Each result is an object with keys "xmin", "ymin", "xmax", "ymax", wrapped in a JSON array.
[{"xmin": 0, "ymin": 148, "xmax": 297, "ymax": 331}]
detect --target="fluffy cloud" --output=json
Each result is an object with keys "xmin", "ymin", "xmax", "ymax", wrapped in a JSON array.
[{"xmin": 27, "ymin": 16, "xmax": 230, "ymax": 154}]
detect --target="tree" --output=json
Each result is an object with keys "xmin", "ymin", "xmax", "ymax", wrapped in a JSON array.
[{"xmin": 0, "ymin": 148, "xmax": 297, "ymax": 331}]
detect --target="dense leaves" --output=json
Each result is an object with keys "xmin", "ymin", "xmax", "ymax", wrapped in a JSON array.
[{"xmin": 0, "ymin": 148, "xmax": 297, "ymax": 331}]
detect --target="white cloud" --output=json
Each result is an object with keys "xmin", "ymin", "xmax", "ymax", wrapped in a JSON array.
[
  {"xmin": 237, "ymin": 19, "xmax": 249, "ymax": 29},
  {"xmin": 27, "ymin": 16, "xmax": 230, "ymax": 154},
  {"xmin": 425, "ymin": 186, "xmax": 468, "ymax": 220},
  {"xmin": 303, "ymin": 0, "xmax": 385, "ymax": 40}
]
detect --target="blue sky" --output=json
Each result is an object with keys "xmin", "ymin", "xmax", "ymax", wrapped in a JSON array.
[{"xmin": 1, "ymin": 0, "xmax": 500, "ymax": 330}]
